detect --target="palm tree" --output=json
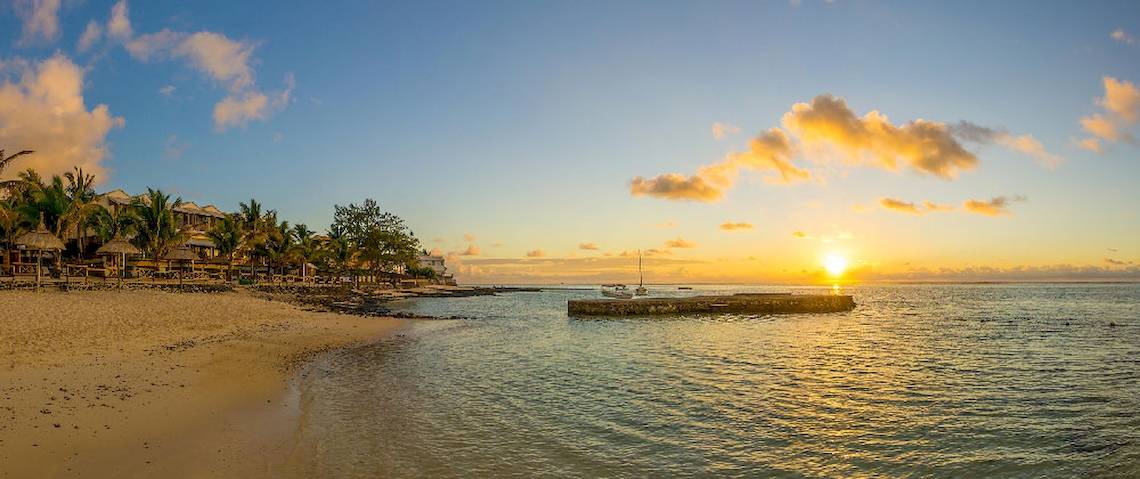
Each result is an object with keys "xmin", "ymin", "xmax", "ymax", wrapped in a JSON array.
[
  {"xmin": 207, "ymin": 214, "xmax": 242, "ymax": 282},
  {"xmin": 0, "ymin": 200, "xmax": 25, "ymax": 251},
  {"xmin": 262, "ymin": 218, "xmax": 295, "ymax": 278},
  {"xmin": 291, "ymin": 223, "xmax": 317, "ymax": 278},
  {"xmin": 238, "ymin": 199, "xmax": 273, "ymax": 281},
  {"xmin": 131, "ymin": 188, "xmax": 186, "ymax": 267},
  {"xmin": 88, "ymin": 206, "xmax": 138, "ymax": 243},
  {"xmin": 18, "ymin": 174, "xmax": 72, "ymax": 238},
  {"xmin": 63, "ymin": 167, "xmax": 100, "ymax": 257},
  {"xmin": 0, "ymin": 149, "xmax": 33, "ymax": 189}
]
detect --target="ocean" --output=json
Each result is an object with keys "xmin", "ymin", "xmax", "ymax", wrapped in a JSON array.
[{"xmin": 285, "ymin": 284, "xmax": 1139, "ymax": 478}]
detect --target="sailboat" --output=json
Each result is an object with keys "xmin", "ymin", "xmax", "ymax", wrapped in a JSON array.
[{"xmin": 634, "ymin": 250, "xmax": 648, "ymax": 296}]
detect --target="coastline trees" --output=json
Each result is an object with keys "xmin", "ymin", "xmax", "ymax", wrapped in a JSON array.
[
  {"xmin": 330, "ymin": 199, "xmax": 421, "ymax": 284},
  {"xmin": 238, "ymin": 199, "xmax": 273, "ymax": 281},
  {"xmin": 2, "ymin": 150, "xmax": 433, "ymax": 283},
  {"xmin": 207, "ymin": 214, "xmax": 242, "ymax": 282},
  {"xmin": 131, "ymin": 188, "xmax": 186, "ymax": 267},
  {"xmin": 64, "ymin": 167, "xmax": 99, "ymax": 257}
]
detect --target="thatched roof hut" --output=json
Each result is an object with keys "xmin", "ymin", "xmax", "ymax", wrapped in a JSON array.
[
  {"xmin": 95, "ymin": 237, "xmax": 142, "ymax": 256},
  {"xmin": 15, "ymin": 215, "xmax": 64, "ymax": 251}
]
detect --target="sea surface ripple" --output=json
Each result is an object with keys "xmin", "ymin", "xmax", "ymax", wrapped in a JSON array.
[{"xmin": 289, "ymin": 284, "xmax": 1139, "ymax": 478}]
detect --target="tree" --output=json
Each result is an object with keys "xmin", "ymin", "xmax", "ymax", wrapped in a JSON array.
[
  {"xmin": 238, "ymin": 198, "xmax": 273, "ymax": 280},
  {"xmin": 261, "ymin": 216, "xmax": 295, "ymax": 277},
  {"xmin": 330, "ymin": 199, "xmax": 420, "ymax": 282},
  {"xmin": 207, "ymin": 214, "xmax": 242, "ymax": 281},
  {"xmin": 131, "ymin": 188, "xmax": 186, "ymax": 264},
  {"xmin": 0, "ymin": 149, "xmax": 33, "ymax": 190},
  {"xmin": 0, "ymin": 200, "xmax": 24, "ymax": 251},
  {"xmin": 290, "ymin": 223, "xmax": 318, "ymax": 278},
  {"xmin": 88, "ymin": 206, "xmax": 138, "ymax": 243},
  {"xmin": 18, "ymin": 174, "xmax": 72, "ymax": 238},
  {"xmin": 63, "ymin": 167, "xmax": 100, "ymax": 257}
]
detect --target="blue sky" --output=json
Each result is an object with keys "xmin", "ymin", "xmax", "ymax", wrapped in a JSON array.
[{"xmin": 2, "ymin": 1, "xmax": 1139, "ymax": 282}]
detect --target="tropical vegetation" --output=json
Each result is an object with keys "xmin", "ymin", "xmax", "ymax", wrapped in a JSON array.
[{"xmin": 0, "ymin": 147, "xmax": 433, "ymax": 283}]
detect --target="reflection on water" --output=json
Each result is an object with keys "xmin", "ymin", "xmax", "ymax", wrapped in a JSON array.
[{"xmin": 289, "ymin": 285, "xmax": 1140, "ymax": 478}]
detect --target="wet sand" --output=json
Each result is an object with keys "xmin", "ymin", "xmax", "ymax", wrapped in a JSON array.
[{"xmin": 0, "ymin": 289, "xmax": 405, "ymax": 477}]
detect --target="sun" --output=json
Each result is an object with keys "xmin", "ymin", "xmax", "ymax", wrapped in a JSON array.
[{"xmin": 822, "ymin": 254, "xmax": 848, "ymax": 277}]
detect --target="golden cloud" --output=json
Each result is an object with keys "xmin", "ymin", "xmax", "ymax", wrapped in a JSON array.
[
  {"xmin": 921, "ymin": 200, "xmax": 955, "ymax": 212},
  {"xmin": 631, "ymin": 94, "xmax": 1056, "ymax": 201},
  {"xmin": 879, "ymin": 197, "xmax": 955, "ymax": 215},
  {"xmin": 630, "ymin": 128, "xmax": 804, "ymax": 202},
  {"xmin": 578, "ymin": 242, "xmax": 600, "ymax": 250},
  {"xmin": 879, "ymin": 197, "xmax": 923, "ymax": 215},
  {"xmin": 1080, "ymin": 114, "xmax": 1124, "ymax": 142},
  {"xmin": 630, "ymin": 173, "xmax": 723, "ymax": 201},
  {"xmin": 526, "ymin": 249, "xmax": 545, "ymax": 258},
  {"xmin": 962, "ymin": 195, "xmax": 1025, "ymax": 216},
  {"xmin": 451, "ymin": 244, "xmax": 480, "ymax": 256},
  {"xmin": 1076, "ymin": 138, "xmax": 1103, "ymax": 154},
  {"xmin": 782, "ymin": 95, "xmax": 977, "ymax": 178},
  {"xmin": 719, "ymin": 222, "xmax": 754, "ymax": 231},
  {"xmin": 0, "ymin": 55, "xmax": 125, "ymax": 182},
  {"xmin": 664, "ymin": 237, "xmax": 697, "ymax": 249},
  {"xmin": 792, "ymin": 231, "xmax": 809, "ymax": 238},
  {"xmin": 711, "ymin": 121, "xmax": 740, "ymax": 140},
  {"xmin": 1101, "ymin": 76, "xmax": 1140, "ymax": 123},
  {"xmin": 1078, "ymin": 76, "xmax": 1140, "ymax": 150}
]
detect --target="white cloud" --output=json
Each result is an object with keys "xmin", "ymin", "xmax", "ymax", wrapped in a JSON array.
[
  {"xmin": 159, "ymin": 84, "xmax": 176, "ymax": 96},
  {"xmin": 14, "ymin": 0, "xmax": 61, "ymax": 44},
  {"xmin": 125, "ymin": 24, "xmax": 294, "ymax": 131},
  {"xmin": 951, "ymin": 121, "xmax": 1064, "ymax": 169},
  {"xmin": 108, "ymin": 0, "xmax": 133, "ymax": 41},
  {"xmin": 0, "ymin": 55, "xmax": 124, "ymax": 182},
  {"xmin": 711, "ymin": 121, "xmax": 740, "ymax": 140},
  {"xmin": 77, "ymin": 21, "xmax": 104, "ymax": 52},
  {"xmin": 1111, "ymin": 28, "xmax": 1136, "ymax": 46},
  {"xmin": 212, "ymin": 74, "xmax": 293, "ymax": 130}
]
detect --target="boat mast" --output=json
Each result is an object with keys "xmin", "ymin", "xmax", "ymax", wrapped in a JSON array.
[{"xmin": 638, "ymin": 250, "xmax": 643, "ymax": 287}]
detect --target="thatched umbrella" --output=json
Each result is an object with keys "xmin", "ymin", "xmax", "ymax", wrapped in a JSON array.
[
  {"xmin": 16, "ymin": 214, "xmax": 66, "ymax": 290},
  {"xmin": 96, "ymin": 236, "xmax": 142, "ymax": 287},
  {"xmin": 164, "ymin": 245, "xmax": 198, "ymax": 286}
]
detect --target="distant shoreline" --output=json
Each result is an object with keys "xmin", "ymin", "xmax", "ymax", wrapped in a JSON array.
[{"xmin": 463, "ymin": 280, "xmax": 1140, "ymax": 286}]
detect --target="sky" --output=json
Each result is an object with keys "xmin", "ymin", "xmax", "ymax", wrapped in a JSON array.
[{"xmin": 1, "ymin": 0, "xmax": 1139, "ymax": 284}]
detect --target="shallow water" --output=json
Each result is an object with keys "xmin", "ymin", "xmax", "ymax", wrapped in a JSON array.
[{"xmin": 290, "ymin": 284, "xmax": 1139, "ymax": 478}]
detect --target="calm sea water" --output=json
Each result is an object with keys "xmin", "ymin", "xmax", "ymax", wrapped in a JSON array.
[{"xmin": 287, "ymin": 284, "xmax": 1139, "ymax": 478}]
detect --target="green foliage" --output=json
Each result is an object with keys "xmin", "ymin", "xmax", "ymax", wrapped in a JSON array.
[
  {"xmin": 330, "ymin": 199, "xmax": 421, "ymax": 276},
  {"xmin": 406, "ymin": 264, "xmax": 438, "ymax": 279},
  {"xmin": 131, "ymin": 188, "xmax": 186, "ymax": 259},
  {"xmin": 88, "ymin": 206, "xmax": 138, "ymax": 242}
]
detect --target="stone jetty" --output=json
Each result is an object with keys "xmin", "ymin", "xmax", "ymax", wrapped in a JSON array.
[{"xmin": 567, "ymin": 293, "xmax": 855, "ymax": 316}]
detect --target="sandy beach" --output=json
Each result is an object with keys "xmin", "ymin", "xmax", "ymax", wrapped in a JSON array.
[{"xmin": 0, "ymin": 289, "xmax": 404, "ymax": 478}]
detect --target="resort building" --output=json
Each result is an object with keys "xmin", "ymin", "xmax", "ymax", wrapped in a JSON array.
[
  {"xmin": 80, "ymin": 189, "xmax": 227, "ymax": 260},
  {"xmin": 418, "ymin": 254, "xmax": 455, "ymax": 284}
]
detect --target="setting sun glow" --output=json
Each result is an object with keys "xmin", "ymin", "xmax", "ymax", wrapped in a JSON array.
[{"xmin": 823, "ymin": 254, "xmax": 848, "ymax": 277}]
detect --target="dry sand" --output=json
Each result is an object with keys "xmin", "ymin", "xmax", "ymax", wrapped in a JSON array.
[{"xmin": 0, "ymin": 289, "xmax": 405, "ymax": 477}]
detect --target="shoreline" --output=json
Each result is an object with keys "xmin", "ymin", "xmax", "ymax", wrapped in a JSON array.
[{"xmin": 0, "ymin": 289, "xmax": 406, "ymax": 478}]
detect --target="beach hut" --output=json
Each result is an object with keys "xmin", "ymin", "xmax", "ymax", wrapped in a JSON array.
[
  {"xmin": 163, "ymin": 245, "xmax": 198, "ymax": 286},
  {"xmin": 96, "ymin": 236, "xmax": 142, "ymax": 287},
  {"xmin": 15, "ymin": 214, "xmax": 65, "ymax": 290}
]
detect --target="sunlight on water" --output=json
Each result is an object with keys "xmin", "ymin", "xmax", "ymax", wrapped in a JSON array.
[{"xmin": 289, "ymin": 285, "xmax": 1139, "ymax": 478}]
